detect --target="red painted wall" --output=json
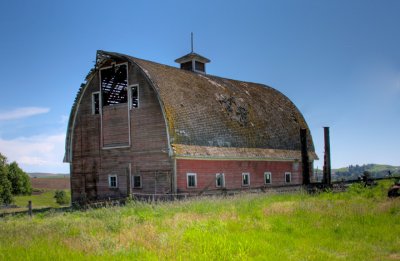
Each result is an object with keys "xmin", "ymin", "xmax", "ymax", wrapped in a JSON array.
[{"xmin": 176, "ymin": 159, "xmax": 302, "ymax": 193}]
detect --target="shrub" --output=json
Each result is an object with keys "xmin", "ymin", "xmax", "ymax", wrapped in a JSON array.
[{"xmin": 54, "ymin": 190, "xmax": 70, "ymax": 205}]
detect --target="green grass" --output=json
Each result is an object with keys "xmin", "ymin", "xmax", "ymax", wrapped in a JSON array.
[
  {"xmin": 368, "ymin": 164, "xmax": 399, "ymax": 172},
  {"xmin": 1, "ymin": 190, "xmax": 71, "ymax": 214},
  {"xmin": 0, "ymin": 182, "xmax": 399, "ymax": 260}
]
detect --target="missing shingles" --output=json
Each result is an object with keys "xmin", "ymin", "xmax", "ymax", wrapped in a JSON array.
[{"xmin": 216, "ymin": 94, "xmax": 249, "ymax": 126}]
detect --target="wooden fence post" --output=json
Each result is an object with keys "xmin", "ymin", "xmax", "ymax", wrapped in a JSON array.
[{"xmin": 28, "ymin": 201, "xmax": 32, "ymax": 218}]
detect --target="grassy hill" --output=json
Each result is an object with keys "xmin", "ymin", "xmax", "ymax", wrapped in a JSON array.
[
  {"xmin": 333, "ymin": 164, "xmax": 400, "ymax": 180},
  {"xmin": 334, "ymin": 164, "xmax": 399, "ymax": 173},
  {"xmin": 314, "ymin": 164, "xmax": 400, "ymax": 181},
  {"xmin": 0, "ymin": 181, "xmax": 399, "ymax": 260},
  {"xmin": 367, "ymin": 164, "xmax": 399, "ymax": 172}
]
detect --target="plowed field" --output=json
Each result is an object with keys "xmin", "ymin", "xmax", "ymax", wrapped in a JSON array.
[{"xmin": 30, "ymin": 177, "xmax": 70, "ymax": 190}]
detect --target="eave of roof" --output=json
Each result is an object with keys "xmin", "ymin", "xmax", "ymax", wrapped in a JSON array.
[{"xmin": 172, "ymin": 144, "xmax": 318, "ymax": 161}]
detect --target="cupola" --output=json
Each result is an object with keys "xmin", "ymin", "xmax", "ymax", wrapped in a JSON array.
[{"xmin": 175, "ymin": 33, "xmax": 210, "ymax": 74}]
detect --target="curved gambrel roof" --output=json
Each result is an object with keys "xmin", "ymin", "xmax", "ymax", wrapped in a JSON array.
[{"xmin": 65, "ymin": 50, "xmax": 317, "ymax": 162}]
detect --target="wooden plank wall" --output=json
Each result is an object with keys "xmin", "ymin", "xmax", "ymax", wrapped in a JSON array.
[
  {"xmin": 71, "ymin": 61, "xmax": 173, "ymax": 202},
  {"xmin": 102, "ymin": 104, "xmax": 129, "ymax": 147}
]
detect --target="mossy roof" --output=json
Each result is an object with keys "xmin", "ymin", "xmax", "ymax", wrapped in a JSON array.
[{"xmin": 65, "ymin": 50, "xmax": 317, "ymax": 162}]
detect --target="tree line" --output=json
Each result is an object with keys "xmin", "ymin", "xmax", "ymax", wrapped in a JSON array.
[{"xmin": 0, "ymin": 153, "xmax": 32, "ymax": 205}]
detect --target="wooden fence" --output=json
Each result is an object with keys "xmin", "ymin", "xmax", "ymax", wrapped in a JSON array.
[{"xmin": 0, "ymin": 183, "xmax": 353, "ymax": 218}]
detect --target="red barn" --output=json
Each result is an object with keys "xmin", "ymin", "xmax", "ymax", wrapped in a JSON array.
[{"xmin": 64, "ymin": 50, "xmax": 317, "ymax": 202}]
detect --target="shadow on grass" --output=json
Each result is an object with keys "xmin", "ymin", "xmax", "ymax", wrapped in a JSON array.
[{"xmin": 0, "ymin": 205, "xmax": 72, "ymax": 218}]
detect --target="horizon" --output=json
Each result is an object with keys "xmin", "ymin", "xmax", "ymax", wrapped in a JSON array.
[
  {"xmin": 24, "ymin": 163, "xmax": 400, "ymax": 175},
  {"xmin": 0, "ymin": 0, "xmax": 399, "ymax": 173}
]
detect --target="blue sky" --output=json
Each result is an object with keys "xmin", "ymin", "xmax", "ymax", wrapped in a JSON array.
[{"xmin": 0, "ymin": 0, "xmax": 399, "ymax": 173}]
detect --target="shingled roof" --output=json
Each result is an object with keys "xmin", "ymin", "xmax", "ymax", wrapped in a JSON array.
[{"xmin": 65, "ymin": 50, "xmax": 317, "ymax": 162}]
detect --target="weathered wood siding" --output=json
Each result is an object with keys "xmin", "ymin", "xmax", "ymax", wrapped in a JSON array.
[
  {"xmin": 71, "ymin": 62, "xmax": 172, "ymax": 202},
  {"xmin": 102, "ymin": 104, "xmax": 129, "ymax": 147}
]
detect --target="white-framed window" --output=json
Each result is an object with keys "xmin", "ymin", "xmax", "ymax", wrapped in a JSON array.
[
  {"xmin": 127, "ymin": 84, "xmax": 139, "ymax": 109},
  {"xmin": 285, "ymin": 172, "xmax": 291, "ymax": 183},
  {"xmin": 242, "ymin": 173, "xmax": 250, "ymax": 186},
  {"xmin": 92, "ymin": 92, "xmax": 100, "ymax": 115},
  {"xmin": 264, "ymin": 172, "xmax": 272, "ymax": 184},
  {"xmin": 187, "ymin": 173, "xmax": 197, "ymax": 188},
  {"xmin": 133, "ymin": 175, "xmax": 142, "ymax": 188},
  {"xmin": 216, "ymin": 173, "xmax": 225, "ymax": 188},
  {"xmin": 108, "ymin": 175, "xmax": 118, "ymax": 188}
]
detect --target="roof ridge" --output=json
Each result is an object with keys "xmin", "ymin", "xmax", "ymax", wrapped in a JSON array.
[{"xmin": 98, "ymin": 50, "xmax": 273, "ymax": 88}]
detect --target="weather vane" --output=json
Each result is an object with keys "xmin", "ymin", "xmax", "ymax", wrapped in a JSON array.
[{"xmin": 191, "ymin": 32, "xmax": 194, "ymax": 53}]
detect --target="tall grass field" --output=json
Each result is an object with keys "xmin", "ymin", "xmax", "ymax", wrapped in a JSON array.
[{"xmin": 0, "ymin": 181, "xmax": 399, "ymax": 260}]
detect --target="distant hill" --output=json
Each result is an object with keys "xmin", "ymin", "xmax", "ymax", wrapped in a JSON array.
[
  {"xmin": 334, "ymin": 164, "xmax": 399, "ymax": 179},
  {"xmin": 28, "ymin": 173, "xmax": 70, "ymax": 178},
  {"xmin": 315, "ymin": 164, "xmax": 400, "ymax": 181}
]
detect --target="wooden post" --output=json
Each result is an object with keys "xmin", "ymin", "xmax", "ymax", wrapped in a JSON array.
[
  {"xmin": 154, "ymin": 171, "xmax": 157, "ymax": 195},
  {"xmin": 323, "ymin": 127, "xmax": 332, "ymax": 185},
  {"xmin": 126, "ymin": 164, "xmax": 131, "ymax": 199},
  {"xmin": 28, "ymin": 201, "xmax": 32, "ymax": 217}
]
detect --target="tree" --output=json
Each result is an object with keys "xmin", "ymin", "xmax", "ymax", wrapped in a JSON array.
[
  {"xmin": 54, "ymin": 190, "xmax": 69, "ymax": 205},
  {"xmin": 0, "ymin": 153, "xmax": 7, "ymax": 167},
  {"xmin": 7, "ymin": 162, "xmax": 32, "ymax": 195},
  {"xmin": 0, "ymin": 165, "xmax": 13, "ymax": 205},
  {"xmin": 0, "ymin": 152, "xmax": 32, "ymax": 204}
]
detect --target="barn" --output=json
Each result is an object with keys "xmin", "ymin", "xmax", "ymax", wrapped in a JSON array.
[{"xmin": 64, "ymin": 49, "xmax": 318, "ymax": 202}]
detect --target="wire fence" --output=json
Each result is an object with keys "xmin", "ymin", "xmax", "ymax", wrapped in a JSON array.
[{"xmin": 1, "ymin": 182, "xmax": 356, "ymax": 218}]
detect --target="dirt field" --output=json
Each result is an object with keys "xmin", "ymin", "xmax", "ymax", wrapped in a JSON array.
[{"xmin": 30, "ymin": 177, "xmax": 70, "ymax": 190}]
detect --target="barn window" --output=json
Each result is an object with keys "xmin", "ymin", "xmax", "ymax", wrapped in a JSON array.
[
  {"xmin": 92, "ymin": 92, "xmax": 100, "ymax": 114},
  {"xmin": 180, "ymin": 61, "xmax": 192, "ymax": 71},
  {"xmin": 216, "ymin": 173, "xmax": 225, "ymax": 188},
  {"xmin": 108, "ymin": 175, "xmax": 118, "ymax": 188},
  {"xmin": 133, "ymin": 175, "xmax": 142, "ymax": 188},
  {"xmin": 285, "ymin": 172, "xmax": 292, "ymax": 183},
  {"xmin": 100, "ymin": 63, "xmax": 128, "ymax": 106},
  {"xmin": 242, "ymin": 173, "xmax": 250, "ymax": 186},
  {"xmin": 195, "ymin": 61, "xmax": 205, "ymax": 72},
  {"xmin": 264, "ymin": 172, "xmax": 272, "ymax": 184},
  {"xmin": 187, "ymin": 173, "xmax": 197, "ymax": 188},
  {"xmin": 127, "ymin": 85, "xmax": 139, "ymax": 109}
]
